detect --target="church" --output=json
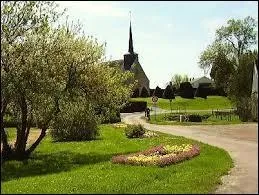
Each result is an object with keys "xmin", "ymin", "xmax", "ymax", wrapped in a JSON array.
[{"xmin": 106, "ymin": 21, "xmax": 150, "ymax": 97}]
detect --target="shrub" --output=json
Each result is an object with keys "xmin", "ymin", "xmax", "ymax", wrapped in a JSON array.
[
  {"xmin": 153, "ymin": 86, "xmax": 163, "ymax": 98},
  {"xmin": 140, "ymin": 87, "xmax": 149, "ymax": 97},
  {"xmin": 164, "ymin": 114, "xmax": 180, "ymax": 121},
  {"xmin": 120, "ymin": 101, "xmax": 147, "ymax": 113},
  {"xmin": 125, "ymin": 124, "xmax": 145, "ymax": 138},
  {"xmin": 149, "ymin": 89, "xmax": 155, "ymax": 97},
  {"xmin": 195, "ymin": 83, "xmax": 211, "ymax": 99},
  {"xmin": 101, "ymin": 109, "xmax": 121, "ymax": 124},
  {"xmin": 185, "ymin": 114, "xmax": 202, "ymax": 122},
  {"xmin": 179, "ymin": 82, "xmax": 194, "ymax": 99},
  {"xmin": 131, "ymin": 88, "xmax": 139, "ymax": 98},
  {"xmin": 50, "ymin": 104, "xmax": 100, "ymax": 142}
]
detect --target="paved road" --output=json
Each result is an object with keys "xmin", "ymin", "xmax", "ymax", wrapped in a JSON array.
[{"xmin": 121, "ymin": 112, "xmax": 258, "ymax": 194}]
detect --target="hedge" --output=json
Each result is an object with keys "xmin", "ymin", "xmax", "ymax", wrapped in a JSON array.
[{"xmin": 120, "ymin": 101, "xmax": 147, "ymax": 113}]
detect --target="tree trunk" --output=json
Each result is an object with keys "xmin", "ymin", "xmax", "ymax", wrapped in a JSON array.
[
  {"xmin": 1, "ymin": 98, "xmax": 13, "ymax": 162},
  {"xmin": 25, "ymin": 127, "xmax": 47, "ymax": 156},
  {"xmin": 170, "ymin": 100, "xmax": 172, "ymax": 114},
  {"xmin": 14, "ymin": 95, "xmax": 28, "ymax": 159}
]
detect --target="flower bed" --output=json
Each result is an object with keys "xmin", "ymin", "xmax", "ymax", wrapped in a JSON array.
[{"xmin": 112, "ymin": 144, "xmax": 200, "ymax": 167}]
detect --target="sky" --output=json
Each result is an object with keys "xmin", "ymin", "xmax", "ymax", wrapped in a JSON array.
[{"xmin": 57, "ymin": 1, "xmax": 258, "ymax": 88}]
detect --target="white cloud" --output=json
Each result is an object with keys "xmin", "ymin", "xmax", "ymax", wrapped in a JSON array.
[{"xmin": 58, "ymin": 1, "xmax": 127, "ymax": 17}]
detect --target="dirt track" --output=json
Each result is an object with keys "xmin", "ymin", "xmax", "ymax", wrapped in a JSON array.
[{"xmin": 121, "ymin": 112, "xmax": 258, "ymax": 194}]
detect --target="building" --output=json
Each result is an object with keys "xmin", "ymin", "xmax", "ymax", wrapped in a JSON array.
[
  {"xmin": 190, "ymin": 76, "xmax": 214, "ymax": 89},
  {"xmin": 251, "ymin": 61, "xmax": 258, "ymax": 120},
  {"xmin": 106, "ymin": 21, "xmax": 150, "ymax": 97}
]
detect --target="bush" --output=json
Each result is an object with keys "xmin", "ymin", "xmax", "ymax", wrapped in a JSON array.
[
  {"xmin": 149, "ymin": 89, "xmax": 155, "ymax": 97},
  {"xmin": 50, "ymin": 104, "xmax": 100, "ymax": 142},
  {"xmin": 125, "ymin": 124, "xmax": 145, "ymax": 138},
  {"xmin": 185, "ymin": 114, "xmax": 202, "ymax": 122},
  {"xmin": 153, "ymin": 86, "xmax": 163, "ymax": 98},
  {"xmin": 120, "ymin": 101, "xmax": 147, "ymax": 113},
  {"xmin": 131, "ymin": 88, "xmax": 139, "ymax": 98},
  {"xmin": 179, "ymin": 82, "xmax": 194, "ymax": 99},
  {"xmin": 101, "ymin": 109, "xmax": 121, "ymax": 124},
  {"xmin": 195, "ymin": 83, "xmax": 211, "ymax": 99},
  {"xmin": 140, "ymin": 87, "xmax": 149, "ymax": 97},
  {"xmin": 164, "ymin": 114, "xmax": 180, "ymax": 121}
]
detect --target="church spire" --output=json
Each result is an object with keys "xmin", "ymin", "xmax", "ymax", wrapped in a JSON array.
[{"xmin": 128, "ymin": 11, "xmax": 134, "ymax": 53}]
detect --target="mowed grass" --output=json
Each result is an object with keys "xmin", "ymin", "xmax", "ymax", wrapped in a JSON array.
[
  {"xmin": 1, "ymin": 125, "xmax": 233, "ymax": 194},
  {"xmin": 131, "ymin": 96, "xmax": 234, "ymax": 110},
  {"xmin": 148, "ymin": 112, "xmax": 245, "ymax": 125}
]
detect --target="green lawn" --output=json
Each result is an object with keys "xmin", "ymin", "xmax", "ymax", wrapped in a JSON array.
[
  {"xmin": 131, "ymin": 96, "xmax": 234, "ymax": 110},
  {"xmin": 147, "ymin": 112, "xmax": 246, "ymax": 125},
  {"xmin": 2, "ymin": 125, "xmax": 233, "ymax": 194}
]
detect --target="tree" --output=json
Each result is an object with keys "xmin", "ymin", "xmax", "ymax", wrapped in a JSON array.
[
  {"xmin": 216, "ymin": 16, "xmax": 257, "ymax": 63},
  {"xmin": 1, "ymin": 2, "xmax": 135, "ymax": 160},
  {"xmin": 171, "ymin": 74, "xmax": 189, "ymax": 89},
  {"xmin": 163, "ymin": 82, "xmax": 175, "ymax": 113},
  {"xmin": 153, "ymin": 86, "xmax": 163, "ymax": 98},
  {"xmin": 140, "ymin": 87, "xmax": 149, "ymax": 97},
  {"xmin": 179, "ymin": 82, "xmax": 194, "ymax": 99},
  {"xmin": 195, "ymin": 83, "xmax": 211, "ymax": 99},
  {"xmin": 1, "ymin": 1, "xmax": 63, "ymax": 160},
  {"xmin": 198, "ymin": 16, "xmax": 258, "ymax": 121}
]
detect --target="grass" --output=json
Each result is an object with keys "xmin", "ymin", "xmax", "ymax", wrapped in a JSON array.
[
  {"xmin": 130, "ymin": 96, "xmax": 234, "ymax": 111},
  {"xmin": 147, "ymin": 112, "xmax": 247, "ymax": 125},
  {"xmin": 1, "ymin": 125, "xmax": 233, "ymax": 194}
]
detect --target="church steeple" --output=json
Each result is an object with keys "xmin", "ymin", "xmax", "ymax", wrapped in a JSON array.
[{"xmin": 128, "ymin": 21, "xmax": 134, "ymax": 53}]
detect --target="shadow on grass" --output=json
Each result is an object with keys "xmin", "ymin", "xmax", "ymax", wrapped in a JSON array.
[{"xmin": 1, "ymin": 151, "xmax": 115, "ymax": 182}]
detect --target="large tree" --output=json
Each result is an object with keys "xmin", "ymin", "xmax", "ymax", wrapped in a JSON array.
[
  {"xmin": 1, "ymin": 1, "xmax": 135, "ymax": 161},
  {"xmin": 1, "ymin": 1, "xmax": 63, "ymax": 160},
  {"xmin": 198, "ymin": 16, "xmax": 257, "ymax": 121}
]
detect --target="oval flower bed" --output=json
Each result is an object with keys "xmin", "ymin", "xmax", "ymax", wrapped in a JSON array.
[{"xmin": 112, "ymin": 144, "xmax": 200, "ymax": 167}]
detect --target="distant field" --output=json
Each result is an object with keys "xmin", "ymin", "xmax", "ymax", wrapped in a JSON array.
[
  {"xmin": 130, "ymin": 96, "xmax": 234, "ymax": 111},
  {"xmin": 147, "ymin": 113, "xmax": 245, "ymax": 126}
]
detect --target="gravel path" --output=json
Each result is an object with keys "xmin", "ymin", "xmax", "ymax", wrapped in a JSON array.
[{"xmin": 121, "ymin": 112, "xmax": 258, "ymax": 194}]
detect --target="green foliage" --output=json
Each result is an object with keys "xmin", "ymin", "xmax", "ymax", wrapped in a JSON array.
[
  {"xmin": 195, "ymin": 83, "xmax": 211, "ymax": 99},
  {"xmin": 163, "ymin": 83, "xmax": 175, "ymax": 100},
  {"xmin": 216, "ymin": 16, "xmax": 257, "ymax": 59},
  {"xmin": 185, "ymin": 114, "xmax": 202, "ymax": 122},
  {"xmin": 124, "ymin": 124, "xmax": 145, "ymax": 138},
  {"xmin": 235, "ymin": 97, "xmax": 253, "ymax": 122},
  {"xmin": 153, "ymin": 86, "xmax": 163, "ymax": 98},
  {"xmin": 198, "ymin": 16, "xmax": 257, "ymax": 121},
  {"xmin": 171, "ymin": 74, "xmax": 189, "ymax": 89},
  {"xmin": 140, "ymin": 87, "xmax": 149, "ymax": 97},
  {"xmin": 1, "ymin": 1, "xmax": 135, "ymax": 159},
  {"xmin": 179, "ymin": 82, "xmax": 194, "ymax": 99},
  {"xmin": 50, "ymin": 101, "xmax": 100, "ymax": 142}
]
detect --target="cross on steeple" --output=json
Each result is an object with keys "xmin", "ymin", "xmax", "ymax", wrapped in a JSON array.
[{"xmin": 128, "ymin": 11, "xmax": 134, "ymax": 53}]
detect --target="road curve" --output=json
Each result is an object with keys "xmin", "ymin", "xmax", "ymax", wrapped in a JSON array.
[{"xmin": 121, "ymin": 112, "xmax": 258, "ymax": 194}]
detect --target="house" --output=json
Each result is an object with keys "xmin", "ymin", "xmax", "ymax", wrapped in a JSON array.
[
  {"xmin": 190, "ymin": 76, "xmax": 214, "ymax": 89},
  {"xmin": 104, "ymin": 21, "xmax": 150, "ymax": 97},
  {"xmin": 251, "ymin": 61, "xmax": 258, "ymax": 120}
]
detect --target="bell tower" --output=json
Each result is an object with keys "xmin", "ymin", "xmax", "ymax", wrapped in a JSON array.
[{"xmin": 123, "ymin": 12, "xmax": 138, "ymax": 70}]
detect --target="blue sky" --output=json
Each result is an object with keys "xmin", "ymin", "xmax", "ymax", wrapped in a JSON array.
[{"xmin": 57, "ymin": 1, "xmax": 258, "ymax": 88}]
